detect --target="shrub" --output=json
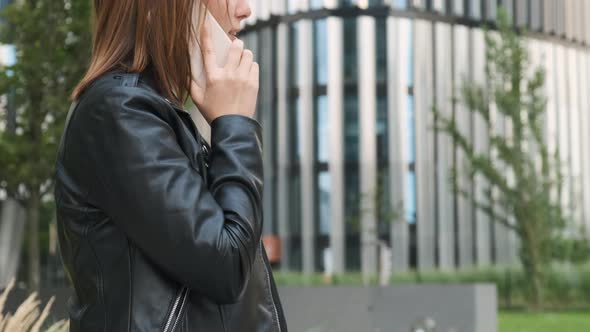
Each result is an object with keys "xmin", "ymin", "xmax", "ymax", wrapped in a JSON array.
[{"xmin": 0, "ymin": 279, "xmax": 68, "ymax": 332}]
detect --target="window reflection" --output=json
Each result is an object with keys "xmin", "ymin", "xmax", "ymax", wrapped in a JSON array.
[
  {"xmin": 344, "ymin": 18, "xmax": 358, "ymax": 84},
  {"xmin": 377, "ymin": 96, "xmax": 388, "ymax": 168},
  {"xmin": 314, "ymin": 19, "xmax": 328, "ymax": 86},
  {"xmin": 288, "ymin": 0, "xmax": 299, "ymax": 13},
  {"xmin": 316, "ymin": 96, "xmax": 329, "ymax": 162},
  {"xmin": 376, "ymin": 18, "xmax": 388, "ymax": 83},
  {"xmin": 392, "ymin": 0, "xmax": 408, "ymax": 9},
  {"xmin": 318, "ymin": 172, "xmax": 331, "ymax": 235},
  {"xmin": 310, "ymin": 0, "xmax": 323, "ymax": 10}
]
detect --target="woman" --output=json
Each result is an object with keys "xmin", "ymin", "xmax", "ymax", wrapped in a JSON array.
[{"xmin": 53, "ymin": 0, "xmax": 287, "ymax": 331}]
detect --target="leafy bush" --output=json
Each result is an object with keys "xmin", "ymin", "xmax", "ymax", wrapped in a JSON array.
[{"xmin": 274, "ymin": 262, "xmax": 590, "ymax": 309}]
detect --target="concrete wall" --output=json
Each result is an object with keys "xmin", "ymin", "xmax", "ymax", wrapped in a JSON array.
[
  {"xmin": 3, "ymin": 284, "xmax": 497, "ymax": 332},
  {"xmin": 279, "ymin": 284, "xmax": 497, "ymax": 332}
]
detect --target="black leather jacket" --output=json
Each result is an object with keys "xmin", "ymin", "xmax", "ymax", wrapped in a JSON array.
[{"xmin": 53, "ymin": 69, "xmax": 287, "ymax": 332}]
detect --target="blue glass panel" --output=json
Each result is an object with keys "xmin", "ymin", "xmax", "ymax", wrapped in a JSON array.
[
  {"xmin": 316, "ymin": 95, "xmax": 329, "ymax": 162},
  {"xmin": 392, "ymin": 0, "xmax": 408, "ymax": 9},
  {"xmin": 406, "ymin": 171, "xmax": 417, "ymax": 223},
  {"xmin": 314, "ymin": 19, "xmax": 328, "ymax": 85},
  {"xmin": 318, "ymin": 172, "xmax": 331, "ymax": 235},
  {"xmin": 408, "ymin": 95, "xmax": 415, "ymax": 162},
  {"xmin": 310, "ymin": 0, "xmax": 324, "ymax": 9}
]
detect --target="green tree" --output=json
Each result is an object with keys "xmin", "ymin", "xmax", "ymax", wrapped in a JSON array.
[
  {"xmin": 0, "ymin": 0, "xmax": 91, "ymax": 291},
  {"xmin": 433, "ymin": 8, "xmax": 567, "ymax": 309}
]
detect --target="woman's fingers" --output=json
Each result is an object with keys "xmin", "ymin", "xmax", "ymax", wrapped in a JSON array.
[
  {"xmin": 226, "ymin": 39, "xmax": 245, "ymax": 70},
  {"xmin": 249, "ymin": 62, "xmax": 259, "ymax": 87},
  {"xmin": 237, "ymin": 49, "xmax": 253, "ymax": 76}
]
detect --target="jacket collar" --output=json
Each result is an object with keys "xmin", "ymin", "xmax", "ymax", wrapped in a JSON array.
[
  {"xmin": 138, "ymin": 64, "xmax": 161, "ymax": 95},
  {"xmin": 137, "ymin": 65, "xmax": 191, "ymax": 115}
]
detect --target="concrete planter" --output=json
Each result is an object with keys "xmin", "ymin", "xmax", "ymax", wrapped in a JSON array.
[
  {"xmin": 278, "ymin": 284, "xmax": 497, "ymax": 332},
  {"xmin": 3, "ymin": 284, "xmax": 497, "ymax": 332}
]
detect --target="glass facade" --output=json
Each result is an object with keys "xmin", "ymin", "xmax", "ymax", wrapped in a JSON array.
[{"xmin": 241, "ymin": 0, "xmax": 590, "ymax": 273}]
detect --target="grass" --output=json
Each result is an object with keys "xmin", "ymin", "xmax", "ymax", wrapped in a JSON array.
[{"xmin": 499, "ymin": 311, "xmax": 590, "ymax": 332}]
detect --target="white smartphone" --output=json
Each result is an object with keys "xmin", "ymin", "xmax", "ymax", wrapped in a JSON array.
[{"xmin": 190, "ymin": 11, "xmax": 232, "ymax": 88}]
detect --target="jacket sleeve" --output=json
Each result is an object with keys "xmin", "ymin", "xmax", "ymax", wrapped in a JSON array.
[{"xmin": 86, "ymin": 86, "xmax": 263, "ymax": 304}]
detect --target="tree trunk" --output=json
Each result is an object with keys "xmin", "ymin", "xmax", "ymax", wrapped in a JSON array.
[
  {"xmin": 521, "ymin": 228, "xmax": 544, "ymax": 310},
  {"xmin": 27, "ymin": 189, "xmax": 41, "ymax": 291}
]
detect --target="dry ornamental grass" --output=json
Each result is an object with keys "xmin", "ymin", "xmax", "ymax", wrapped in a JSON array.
[{"xmin": 0, "ymin": 279, "xmax": 68, "ymax": 332}]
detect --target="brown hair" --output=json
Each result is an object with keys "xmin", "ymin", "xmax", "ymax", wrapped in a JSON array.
[{"xmin": 71, "ymin": 0, "xmax": 207, "ymax": 107}]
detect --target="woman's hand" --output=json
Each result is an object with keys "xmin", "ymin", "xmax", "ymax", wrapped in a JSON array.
[{"xmin": 190, "ymin": 22, "xmax": 259, "ymax": 124}]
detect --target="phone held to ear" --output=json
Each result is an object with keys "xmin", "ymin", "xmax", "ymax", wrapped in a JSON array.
[{"xmin": 190, "ymin": 11, "xmax": 232, "ymax": 89}]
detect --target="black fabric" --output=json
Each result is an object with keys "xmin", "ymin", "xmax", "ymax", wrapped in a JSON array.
[{"xmin": 54, "ymin": 70, "xmax": 287, "ymax": 332}]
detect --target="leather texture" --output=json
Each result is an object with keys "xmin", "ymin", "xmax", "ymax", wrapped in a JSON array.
[{"xmin": 53, "ymin": 68, "xmax": 287, "ymax": 332}]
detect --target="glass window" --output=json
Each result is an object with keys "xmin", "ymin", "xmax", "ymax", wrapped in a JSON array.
[
  {"xmin": 288, "ymin": 23, "xmax": 301, "ymax": 163},
  {"xmin": 531, "ymin": 0, "xmax": 542, "ymax": 31},
  {"xmin": 392, "ymin": 0, "xmax": 408, "ymax": 9},
  {"xmin": 314, "ymin": 19, "xmax": 328, "ymax": 86},
  {"xmin": 376, "ymin": 18, "xmax": 387, "ymax": 83},
  {"xmin": 406, "ymin": 170, "xmax": 417, "ymax": 223},
  {"xmin": 543, "ymin": 0, "xmax": 554, "ymax": 33},
  {"xmin": 376, "ymin": 169, "xmax": 392, "ymax": 239},
  {"xmin": 408, "ymin": 95, "xmax": 415, "ymax": 167},
  {"xmin": 344, "ymin": 106, "xmax": 360, "ymax": 270},
  {"xmin": 411, "ymin": 0, "xmax": 426, "ymax": 10},
  {"xmin": 516, "ymin": 0, "xmax": 528, "ymax": 27},
  {"xmin": 377, "ymin": 95, "xmax": 389, "ymax": 164},
  {"xmin": 369, "ymin": 0, "xmax": 386, "ymax": 6},
  {"xmin": 343, "ymin": 18, "xmax": 358, "ymax": 84},
  {"xmin": 289, "ymin": 23, "xmax": 299, "ymax": 89},
  {"xmin": 341, "ymin": 0, "xmax": 357, "ymax": 8},
  {"xmin": 406, "ymin": 19, "xmax": 416, "ymax": 225},
  {"xmin": 344, "ymin": 167, "xmax": 361, "ymax": 270},
  {"xmin": 344, "ymin": 95, "xmax": 359, "ymax": 161},
  {"xmin": 406, "ymin": 95, "xmax": 416, "ymax": 224},
  {"xmin": 290, "ymin": 97, "xmax": 302, "ymax": 162},
  {"xmin": 288, "ymin": 0, "xmax": 299, "ymax": 13},
  {"xmin": 316, "ymin": 95, "xmax": 330, "ymax": 162},
  {"xmin": 432, "ymin": 0, "xmax": 445, "ymax": 13},
  {"xmin": 377, "ymin": 94, "xmax": 390, "ymax": 240},
  {"xmin": 452, "ymin": 0, "xmax": 464, "ymax": 16},
  {"xmin": 317, "ymin": 172, "xmax": 331, "ymax": 235},
  {"xmin": 486, "ymin": 0, "xmax": 498, "ymax": 21},
  {"xmin": 499, "ymin": 0, "xmax": 515, "ymax": 23},
  {"xmin": 288, "ymin": 173, "xmax": 302, "ymax": 270},
  {"xmin": 310, "ymin": 0, "xmax": 323, "ymax": 9},
  {"xmin": 469, "ymin": 0, "xmax": 482, "ymax": 19}
]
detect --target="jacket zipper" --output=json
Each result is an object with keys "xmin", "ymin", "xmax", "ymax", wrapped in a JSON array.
[
  {"xmin": 170, "ymin": 287, "xmax": 189, "ymax": 332},
  {"xmin": 162, "ymin": 287, "xmax": 188, "ymax": 332},
  {"xmin": 260, "ymin": 241, "xmax": 281, "ymax": 332}
]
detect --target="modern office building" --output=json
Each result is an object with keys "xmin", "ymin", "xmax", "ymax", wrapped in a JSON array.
[{"xmin": 238, "ymin": 0, "xmax": 590, "ymax": 275}]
